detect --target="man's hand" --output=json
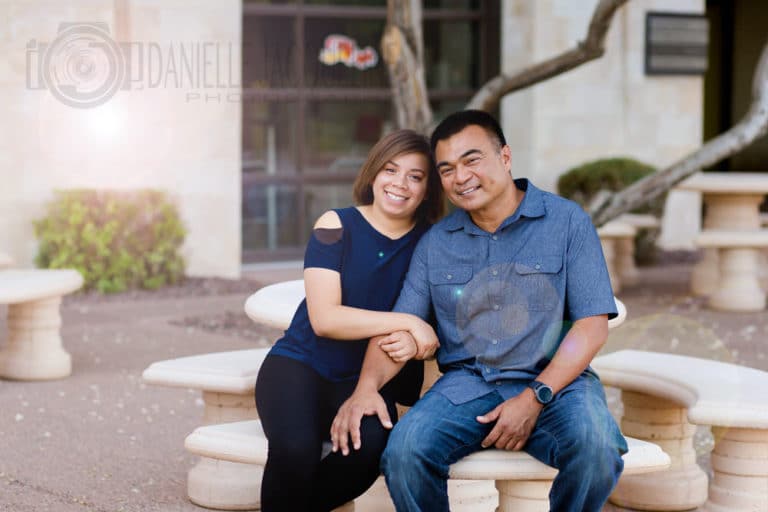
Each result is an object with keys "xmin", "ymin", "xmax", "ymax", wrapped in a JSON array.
[
  {"xmin": 331, "ymin": 387, "xmax": 392, "ymax": 456},
  {"xmin": 378, "ymin": 331, "xmax": 418, "ymax": 362},
  {"xmin": 476, "ymin": 389, "xmax": 543, "ymax": 450}
]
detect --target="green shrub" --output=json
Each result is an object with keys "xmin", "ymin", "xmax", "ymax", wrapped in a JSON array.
[
  {"xmin": 557, "ymin": 157, "xmax": 661, "ymax": 264},
  {"xmin": 34, "ymin": 189, "xmax": 186, "ymax": 293},
  {"xmin": 557, "ymin": 157, "xmax": 657, "ymax": 209}
]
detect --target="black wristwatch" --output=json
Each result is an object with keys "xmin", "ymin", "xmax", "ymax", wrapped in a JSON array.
[{"xmin": 528, "ymin": 380, "xmax": 554, "ymax": 405}]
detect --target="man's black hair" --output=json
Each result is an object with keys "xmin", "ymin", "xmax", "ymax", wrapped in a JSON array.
[{"xmin": 430, "ymin": 110, "xmax": 507, "ymax": 154}]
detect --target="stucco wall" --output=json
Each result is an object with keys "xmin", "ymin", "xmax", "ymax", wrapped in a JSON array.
[
  {"xmin": 500, "ymin": 0, "xmax": 705, "ymax": 193},
  {"xmin": 0, "ymin": 0, "xmax": 241, "ymax": 278}
]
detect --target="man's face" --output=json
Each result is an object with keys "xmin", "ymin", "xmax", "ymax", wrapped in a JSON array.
[{"xmin": 434, "ymin": 125, "xmax": 512, "ymax": 213}]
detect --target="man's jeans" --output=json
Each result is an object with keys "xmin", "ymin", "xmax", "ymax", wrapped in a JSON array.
[{"xmin": 381, "ymin": 373, "xmax": 628, "ymax": 512}]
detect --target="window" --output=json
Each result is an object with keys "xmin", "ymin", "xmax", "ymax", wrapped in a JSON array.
[{"xmin": 242, "ymin": 1, "xmax": 498, "ymax": 261}]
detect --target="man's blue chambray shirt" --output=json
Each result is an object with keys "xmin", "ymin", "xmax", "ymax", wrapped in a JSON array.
[{"xmin": 393, "ymin": 179, "xmax": 617, "ymax": 405}]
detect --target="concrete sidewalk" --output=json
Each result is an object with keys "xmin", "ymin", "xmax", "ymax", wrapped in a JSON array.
[{"xmin": 0, "ymin": 261, "xmax": 765, "ymax": 511}]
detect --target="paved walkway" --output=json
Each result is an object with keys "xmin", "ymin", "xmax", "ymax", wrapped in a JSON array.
[{"xmin": 0, "ymin": 261, "xmax": 765, "ymax": 511}]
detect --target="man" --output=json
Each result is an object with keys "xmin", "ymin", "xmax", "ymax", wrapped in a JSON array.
[{"xmin": 331, "ymin": 110, "xmax": 627, "ymax": 512}]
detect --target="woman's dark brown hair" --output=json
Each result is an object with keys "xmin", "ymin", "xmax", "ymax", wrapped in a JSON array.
[{"xmin": 352, "ymin": 129, "xmax": 444, "ymax": 224}]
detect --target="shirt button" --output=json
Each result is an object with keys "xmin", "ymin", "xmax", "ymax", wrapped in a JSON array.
[
  {"xmin": 493, "ymin": 304, "xmax": 500, "ymax": 311},
  {"xmin": 492, "ymin": 235, "xmax": 498, "ymax": 241},
  {"xmin": 446, "ymin": 274, "xmax": 453, "ymax": 280},
  {"xmin": 491, "ymin": 339, "xmax": 499, "ymax": 345},
  {"xmin": 484, "ymin": 367, "xmax": 491, "ymax": 373},
  {"xmin": 535, "ymin": 263, "xmax": 541, "ymax": 270},
  {"xmin": 496, "ymin": 381, "xmax": 502, "ymax": 386},
  {"xmin": 491, "ymin": 270, "xmax": 498, "ymax": 276}
]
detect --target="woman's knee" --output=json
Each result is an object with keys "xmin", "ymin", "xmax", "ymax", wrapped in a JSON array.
[
  {"xmin": 355, "ymin": 416, "xmax": 391, "ymax": 457},
  {"xmin": 268, "ymin": 433, "xmax": 323, "ymax": 468}
]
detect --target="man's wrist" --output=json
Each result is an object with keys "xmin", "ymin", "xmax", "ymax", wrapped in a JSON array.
[{"xmin": 527, "ymin": 380, "xmax": 554, "ymax": 405}]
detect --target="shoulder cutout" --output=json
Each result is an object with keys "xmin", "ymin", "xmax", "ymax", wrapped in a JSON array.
[{"xmin": 314, "ymin": 210, "xmax": 342, "ymax": 230}]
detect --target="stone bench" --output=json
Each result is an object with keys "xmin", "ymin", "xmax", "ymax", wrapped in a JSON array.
[
  {"xmin": 695, "ymin": 230, "xmax": 768, "ymax": 311},
  {"xmin": 0, "ymin": 269, "xmax": 83, "ymax": 380},
  {"xmin": 592, "ymin": 349, "xmax": 768, "ymax": 511},
  {"xmin": 145, "ymin": 278, "xmax": 628, "ymax": 511},
  {"xmin": 0, "ymin": 251, "xmax": 14, "ymax": 270},
  {"xmin": 244, "ymin": 279, "xmax": 304, "ymax": 329},
  {"xmin": 598, "ymin": 214, "xmax": 661, "ymax": 293},
  {"xmin": 185, "ymin": 419, "xmax": 669, "ymax": 512},
  {"xmin": 141, "ymin": 348, "xmax": 270, "ymax": 510},
  {"xmin": 598, "ymin": 221, "xmax": 637, "ymax": 293},
  {"xmin": 143, "ymin": 348, "xmax": 495, "ymax": 511}
]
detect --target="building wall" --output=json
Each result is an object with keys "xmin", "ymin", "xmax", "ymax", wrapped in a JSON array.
[
  {"xmin": 0, "ymin": 0, "xmax": 242, "ymax": 278},
  {"xmin": 501, "ymin": 0, "xmax": 705, "ymax": 193}
]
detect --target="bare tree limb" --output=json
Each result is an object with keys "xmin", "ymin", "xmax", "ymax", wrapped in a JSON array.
[
  {"xmin": 590, "ymin": 38, "xmax": 768, "ymax": 226},
  {"xmin": 382, "ymin": 0, "xmax": 433, "ymax": 132},
  {"xmin": 466, "ymin": 0, "xmax": 629, "ymax": 112}
]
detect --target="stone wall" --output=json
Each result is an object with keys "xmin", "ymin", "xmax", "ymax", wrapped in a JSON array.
[
  {"xmin": 0, "ymin": 0, "xmax": 242, "ymax": 278},
  {"xmin": 500, "ymin": 0, "xmax": 705, "ymax": 193}
]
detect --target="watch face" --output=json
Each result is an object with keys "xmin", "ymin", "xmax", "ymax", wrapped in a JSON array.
[{"xmin": 537, "ymin": 386, "xmax": 554, "ymax": 403}]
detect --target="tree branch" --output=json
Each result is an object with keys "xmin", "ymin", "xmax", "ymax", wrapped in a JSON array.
[
  {"xmin": 466, "ymin": 0, "xmax": 628, "ymax": 112},
  {"xmin": 590, "ymin": 38, "xmax": 768, "ymax": 226}
]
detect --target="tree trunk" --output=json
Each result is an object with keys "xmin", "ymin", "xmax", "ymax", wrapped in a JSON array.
[
  {"xmin": 590, "ymin": 38, "xmax": 768, "ymax": 226},
  {"xmin": 382, "ymin": 0, "xmax": 432, "ymax": 133}
]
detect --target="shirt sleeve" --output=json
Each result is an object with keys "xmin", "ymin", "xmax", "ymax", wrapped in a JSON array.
[
  {"xmin": 392, "ymin": 231, "xmax": 432, "ymax": 320},
  {"xmin": 303, "ymin": 227, "xmax": 344, "ymax": 272},
  {"xmin": 565, "ymin": 210, "xmax": 618, "ymax": 321}
]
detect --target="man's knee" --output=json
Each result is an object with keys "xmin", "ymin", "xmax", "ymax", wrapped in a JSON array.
[
  {"xmin": 558, "ymin": 424, "xmax": 625, "ymax": 482},
  {"xmin": 381, "ymin": 415, "xmax": 433, "ymax": 475}
]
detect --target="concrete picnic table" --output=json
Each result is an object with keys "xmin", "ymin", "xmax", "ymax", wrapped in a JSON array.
[{"xmin": 677, "ymin": 171, "xmax": 768, "ymax": 311}]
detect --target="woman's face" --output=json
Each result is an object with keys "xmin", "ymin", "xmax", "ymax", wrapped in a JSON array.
[{"xmin": 370, "ymin": 152, "xmax": 430, "ymax": 221}]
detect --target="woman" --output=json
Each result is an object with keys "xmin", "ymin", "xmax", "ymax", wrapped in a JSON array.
[{"xmin": 255, "ymin": 129, "xmax": 444, "ymax": 511}]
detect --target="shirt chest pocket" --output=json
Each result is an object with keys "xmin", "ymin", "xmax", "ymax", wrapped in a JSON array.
[
  {"xmin": 429, "ymin": 265, "xmax": 473, "ymax": 320},
  {"xmin": 513, "ymin": 256, "xmax": 563, "ymax": 311}
]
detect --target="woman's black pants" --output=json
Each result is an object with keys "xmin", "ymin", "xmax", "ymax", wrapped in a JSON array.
[{"xmin": 255, "ymin": 354, "xmax": 398, "ymax": 512}]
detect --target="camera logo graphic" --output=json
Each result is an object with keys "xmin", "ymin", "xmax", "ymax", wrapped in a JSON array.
[{"xmin": 27, "ymin": 22, "xmax": 128, "ymax": 109}]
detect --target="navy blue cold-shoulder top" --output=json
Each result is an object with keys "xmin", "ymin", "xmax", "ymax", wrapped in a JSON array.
[{"xmin": 269, "ymin": 207, "xmax": 429, "ymax": 385}]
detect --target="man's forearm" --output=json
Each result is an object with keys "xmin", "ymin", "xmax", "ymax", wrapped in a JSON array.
[
  {"xmin": 356, "ymin": 335, "xmax": 407, "ymax": 392},
  {"xmin": 534, "ymin": 315, "xmax": 608, "ymax": 394}
]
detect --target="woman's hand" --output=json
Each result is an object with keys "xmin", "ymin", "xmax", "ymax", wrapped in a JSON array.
[
  {"xmin": 377, "ymin": 331, "xmax": 418, "ymax": 362},
  {"xmin": 407, "ymin": 318, "xmax": 440, "ymax": 359}
]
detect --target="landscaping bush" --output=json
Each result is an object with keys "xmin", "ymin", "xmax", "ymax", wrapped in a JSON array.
[
  {"xmin": 34, "ymin": 189, "xmax": 186, "ymax": 293},
  {"xmin": 557, "ymin": 157, "xmax": 657, "ymax": 209},
  {"xmin": 557, "ymin": 157, "xmax": 661, "ymax": 264}
]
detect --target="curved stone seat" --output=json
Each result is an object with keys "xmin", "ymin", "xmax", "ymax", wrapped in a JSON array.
[
  {"xmin": 593, "ymin": 349, "xmax": 768, "ymax": 511},
  {"xmin": 142, "ymin": 348, "xmax": 270, "ymax": 510},
  {"xmin": 185, "ymin": 419, "xmax": 669, "ymax": 512},
  {"xmin": 244, "ymin": 279, "xmax": 304, "ymax": 329},
  {"xmin": 0, "ymin": 269, "xmax": 83, "ymax": 380},
  {"xmin": 244, "ymin": 279, "xmax": 628, "ymax": 330},
  {"xmin": 0, "ymin": 269, "xmax": 83, "ymax": 303},
  {"xmin": 148, "ymin": 279, "xmax": 627, "ymax": 511},
  {"xmin": 142, "ymin": 348, "xmax": 270, "ymax": 398},
  {"xmin": 0, "ymin": 251, "xmax": 14, "ymax": 270}
]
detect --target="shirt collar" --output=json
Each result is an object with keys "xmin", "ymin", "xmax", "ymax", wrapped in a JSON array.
[{"xmin": 442, "ymin": 178, "xmax": 547, "ymax": 233}]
